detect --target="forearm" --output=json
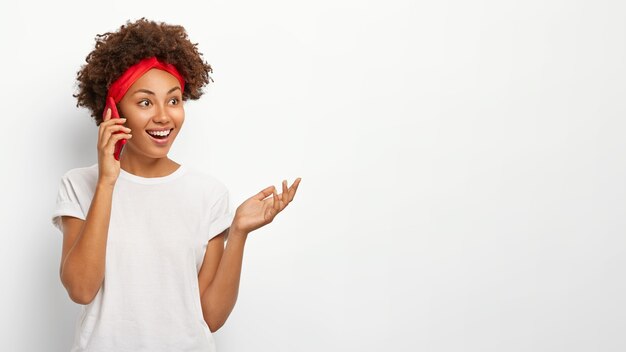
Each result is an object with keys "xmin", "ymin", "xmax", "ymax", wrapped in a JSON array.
[
  {"xmin": 61, "ymin": 182, "xmax": 113, "ymax": 304},
  {"xmin": 201, "ymin": 225, "xmax": 249, "ymax": 331}
]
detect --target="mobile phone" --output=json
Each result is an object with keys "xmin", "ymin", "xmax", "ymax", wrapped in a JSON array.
[{"xmin": 103, "ymin": 97, "xmax": 127, "ymax": 161}]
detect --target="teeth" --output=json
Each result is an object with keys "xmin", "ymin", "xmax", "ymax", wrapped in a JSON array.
[{"xmin": 147, "ymin": 129, "xmax": 171, "ymax": 137}]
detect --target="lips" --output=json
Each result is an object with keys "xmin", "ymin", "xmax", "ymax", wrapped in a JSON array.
[
  {"xmin": 145, "ymin": 128, "xmax": 173, "ymax": 145},
  {"xmin": 146, "ymin": 128, "xmax": 173, "ymax": 135}
]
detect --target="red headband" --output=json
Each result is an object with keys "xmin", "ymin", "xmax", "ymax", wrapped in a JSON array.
[{"xmin": 106, "ymin": 57, "xmax": 185, "ymax": 103}]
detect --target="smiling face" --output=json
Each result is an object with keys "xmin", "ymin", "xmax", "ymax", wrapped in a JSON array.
[{"xmin": 117, "ymin": 68, "xmax": 184, "ymax": 160}]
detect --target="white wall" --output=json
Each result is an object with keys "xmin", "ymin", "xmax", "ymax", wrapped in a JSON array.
[{"xmin": 1, "ymin": 0, "xmax": 625, "ymax": 351}]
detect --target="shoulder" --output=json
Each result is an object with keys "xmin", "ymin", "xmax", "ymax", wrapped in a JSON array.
[
  {"xmin": 61, "ymin": 163, "xmax": 99, "ymax": 187},
  {"xmin": 55, "ymin": 163, "xmax": 99, "ymax": 203}
]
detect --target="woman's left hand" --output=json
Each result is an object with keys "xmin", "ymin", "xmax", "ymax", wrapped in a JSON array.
[{"xmin": 231, "ymin": 178, "xmax": 302, "ymax": 234}]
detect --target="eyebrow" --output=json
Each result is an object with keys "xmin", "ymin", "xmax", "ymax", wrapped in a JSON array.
[{"xmin": 132, "ymin": 86, "xmax": 181, "ymax": 95}]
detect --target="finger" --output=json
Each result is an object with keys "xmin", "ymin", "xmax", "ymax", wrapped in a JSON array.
[
  {"xmin": 288, "ymin": 178, "xmax": 301, "ymax": 202},
  {"xmin": 99, "ymin": 106, "xmax": 113, "ymax": 142},
  {"xmin": 106, "ymin": 124, "xmax": 131, "ymax": 136},
  {"xmin": 104, "ymin": 133, "xmax": 132, "ymax": 154},
  {"xmin": 103, "ymin": 117, "xmax": 127, "ymax": 128},
  {"xmin": 282, "ymin": 180, "xmax": 289, "ymax": 206},
  {"xmin": 100, "ymin": 124, "xmax": 132, "ymax": 149},
  {"xmin": 273, "ymin": 187, "xmax": 280, "ymax": 212},
  {"xmin": 278, "ymin": 185, "xmax": 287, "ymax": 211},
  {"xmin": 99, "ymin": 117, "xmax": 126, "ymax": 144},
  {"xmin": 107, "ymin": 133, "xmax": 132, "ymax": 155},
  {"xmin": 266, "ymin": 205, "xmax": 277, "ymax": 221},
  {"xmin": 104, "ymin": 107, "xmax": 111, "ymax": 121},
  {"xmin": 99, "ymin": 108, "xmax": 111, "ymax": 142},
  {"xmin": 254, "ymin": 185, "xmax": 276, "ymax": 201},
  {"xmin": 106, "ymin": 131, "xmax": 132, "ymax": 147}
]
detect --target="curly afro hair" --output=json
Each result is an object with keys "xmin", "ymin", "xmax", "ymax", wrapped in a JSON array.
[{"xmin": 74, "ymin": 18, "xmax": 213, "ymax": 126}]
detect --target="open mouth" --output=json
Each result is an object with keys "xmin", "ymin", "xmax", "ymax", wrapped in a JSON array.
[{"xmin": 146, "ymin": 129, "xmax": 173, "ymax": 139}]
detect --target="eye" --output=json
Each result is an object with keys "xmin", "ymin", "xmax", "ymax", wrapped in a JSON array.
[
  {"xmin": 169, "ymin": 97, "xmax": 180, "ymax": 105},
  {"xmin": 138, "ymin": 99, "xmax": 151, "ymax": 107}
]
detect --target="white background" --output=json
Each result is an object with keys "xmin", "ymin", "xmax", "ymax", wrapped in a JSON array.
[{"xmin": 1, "ymin": 0, "xmax": 625, "ymax": 351}]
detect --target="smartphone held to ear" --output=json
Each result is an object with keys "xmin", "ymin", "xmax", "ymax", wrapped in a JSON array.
[{"xmin": 103, "ymin": 97, "xmax": 127, "ymax": 161}]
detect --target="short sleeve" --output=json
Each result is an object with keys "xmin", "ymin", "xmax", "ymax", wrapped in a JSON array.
[
  {"xmin": 207, "ymin": 190, "xmax": 235, "ymax": 241},
  {"xmin": 51, "ymin": 174, "xmax": 86, "ymax": 233}
]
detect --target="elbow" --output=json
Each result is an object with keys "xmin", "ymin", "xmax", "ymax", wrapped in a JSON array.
[
  {"xmin": 66, "ymin": 284, "xmax": 99, "ymax": 305},
  {"xmin": 208, "ymin": 323, "xmax": 219, "ymax": 333},
  {"xmin": 61, "ymin": 274, "xmax": 98, "ymax": 305},
  {"xmin": 203, "ymin": 309, "xmax": 227, "ymax": 333},
  {"xmin": 201, "ymin": 292, "xmax": 237, "ymax": 332},
  {"xmin": 67, "ymin": 288, "xmax": 95, "ymax": 305},
  {"xmin": 71, "ymin": 295, "xmax": 92, "ymax": 306},
  {"xmin": 204, "ymin": 315, "xmax": 225, "ymax": 333}
]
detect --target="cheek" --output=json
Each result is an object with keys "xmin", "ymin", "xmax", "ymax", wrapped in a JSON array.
[
  {"xmin": 174, "ymin": 108, "xmax": 185, "ymax": 125},
  {"xmin": 119, "ymin": 105, "xmax": 148, "ymax": 122},
  {"xmin": 126, "ymin": 116, "xmax": 147, "ymax": 130}
]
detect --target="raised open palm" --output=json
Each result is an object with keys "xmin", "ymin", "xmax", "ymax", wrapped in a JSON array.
[{"xmin": 232, "ymin": 178, "xmax": 302, "ymax": 234}]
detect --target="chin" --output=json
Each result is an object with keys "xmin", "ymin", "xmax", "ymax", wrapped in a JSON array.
[{"xmin": 124, "ymin": 144, "xmax": 172, "ymax": 160}]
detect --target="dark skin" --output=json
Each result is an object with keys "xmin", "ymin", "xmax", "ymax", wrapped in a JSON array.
[{"xmin": 59, "ymin": 69, "xmax": 302, "ymax": 332}]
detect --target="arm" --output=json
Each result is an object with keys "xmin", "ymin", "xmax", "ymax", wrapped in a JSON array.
[
  {"xmin": 199, "ymin": 178, "xmax": 301, "ymax": 332},
  {"xmin": 199, "ymin": 225, "xmax": 249, "ymax": 332},
  {"xmin": 197, "ymin": 230, "xmax": 227, "ymax": 296},
  {"xmin": 60, "ymin": 182, "xmax": 114, "ymax": 304},
  {"xmin": 60, "ymin": 108, "xmax": 131, "ymax": 305}
]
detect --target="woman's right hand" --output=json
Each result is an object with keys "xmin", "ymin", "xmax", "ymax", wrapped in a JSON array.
[{"xmin": 97, "ymin": 107, "xmax": 132, "ymax": 187}]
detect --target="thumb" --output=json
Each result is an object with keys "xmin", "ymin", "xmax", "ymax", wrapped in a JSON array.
[{"xmin": 252, "ymin": 185, "xmax": 276, "ymax": 201}]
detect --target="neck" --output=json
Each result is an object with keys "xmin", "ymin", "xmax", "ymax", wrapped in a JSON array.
[{"xmin": 119, "ymin": 149, "xmax": 179, "ymax": 178}]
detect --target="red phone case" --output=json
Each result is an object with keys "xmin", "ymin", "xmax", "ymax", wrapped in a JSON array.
[{"xmin": 103, "ymin": 97, "xmax": 127, "ymax": 161}]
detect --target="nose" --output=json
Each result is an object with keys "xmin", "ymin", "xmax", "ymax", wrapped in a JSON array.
[{"xmin": 152, "ymin": 102, "xmax": 171, "ymax": 124}]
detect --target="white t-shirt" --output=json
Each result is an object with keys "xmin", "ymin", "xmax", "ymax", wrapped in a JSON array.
[{"xmin": 51, "ymin": 163, "xmax": 235, "ymax": 352}]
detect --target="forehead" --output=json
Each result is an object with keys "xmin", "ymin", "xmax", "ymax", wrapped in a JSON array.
[{"xmin": 129, "ymin": 68, "xmax": 181, "ymax": 92}]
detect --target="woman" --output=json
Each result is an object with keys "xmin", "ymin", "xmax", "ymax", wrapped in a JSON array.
[{"xmin": 51, "ymin": 18, "xmax": 301, "ymax": 351}]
